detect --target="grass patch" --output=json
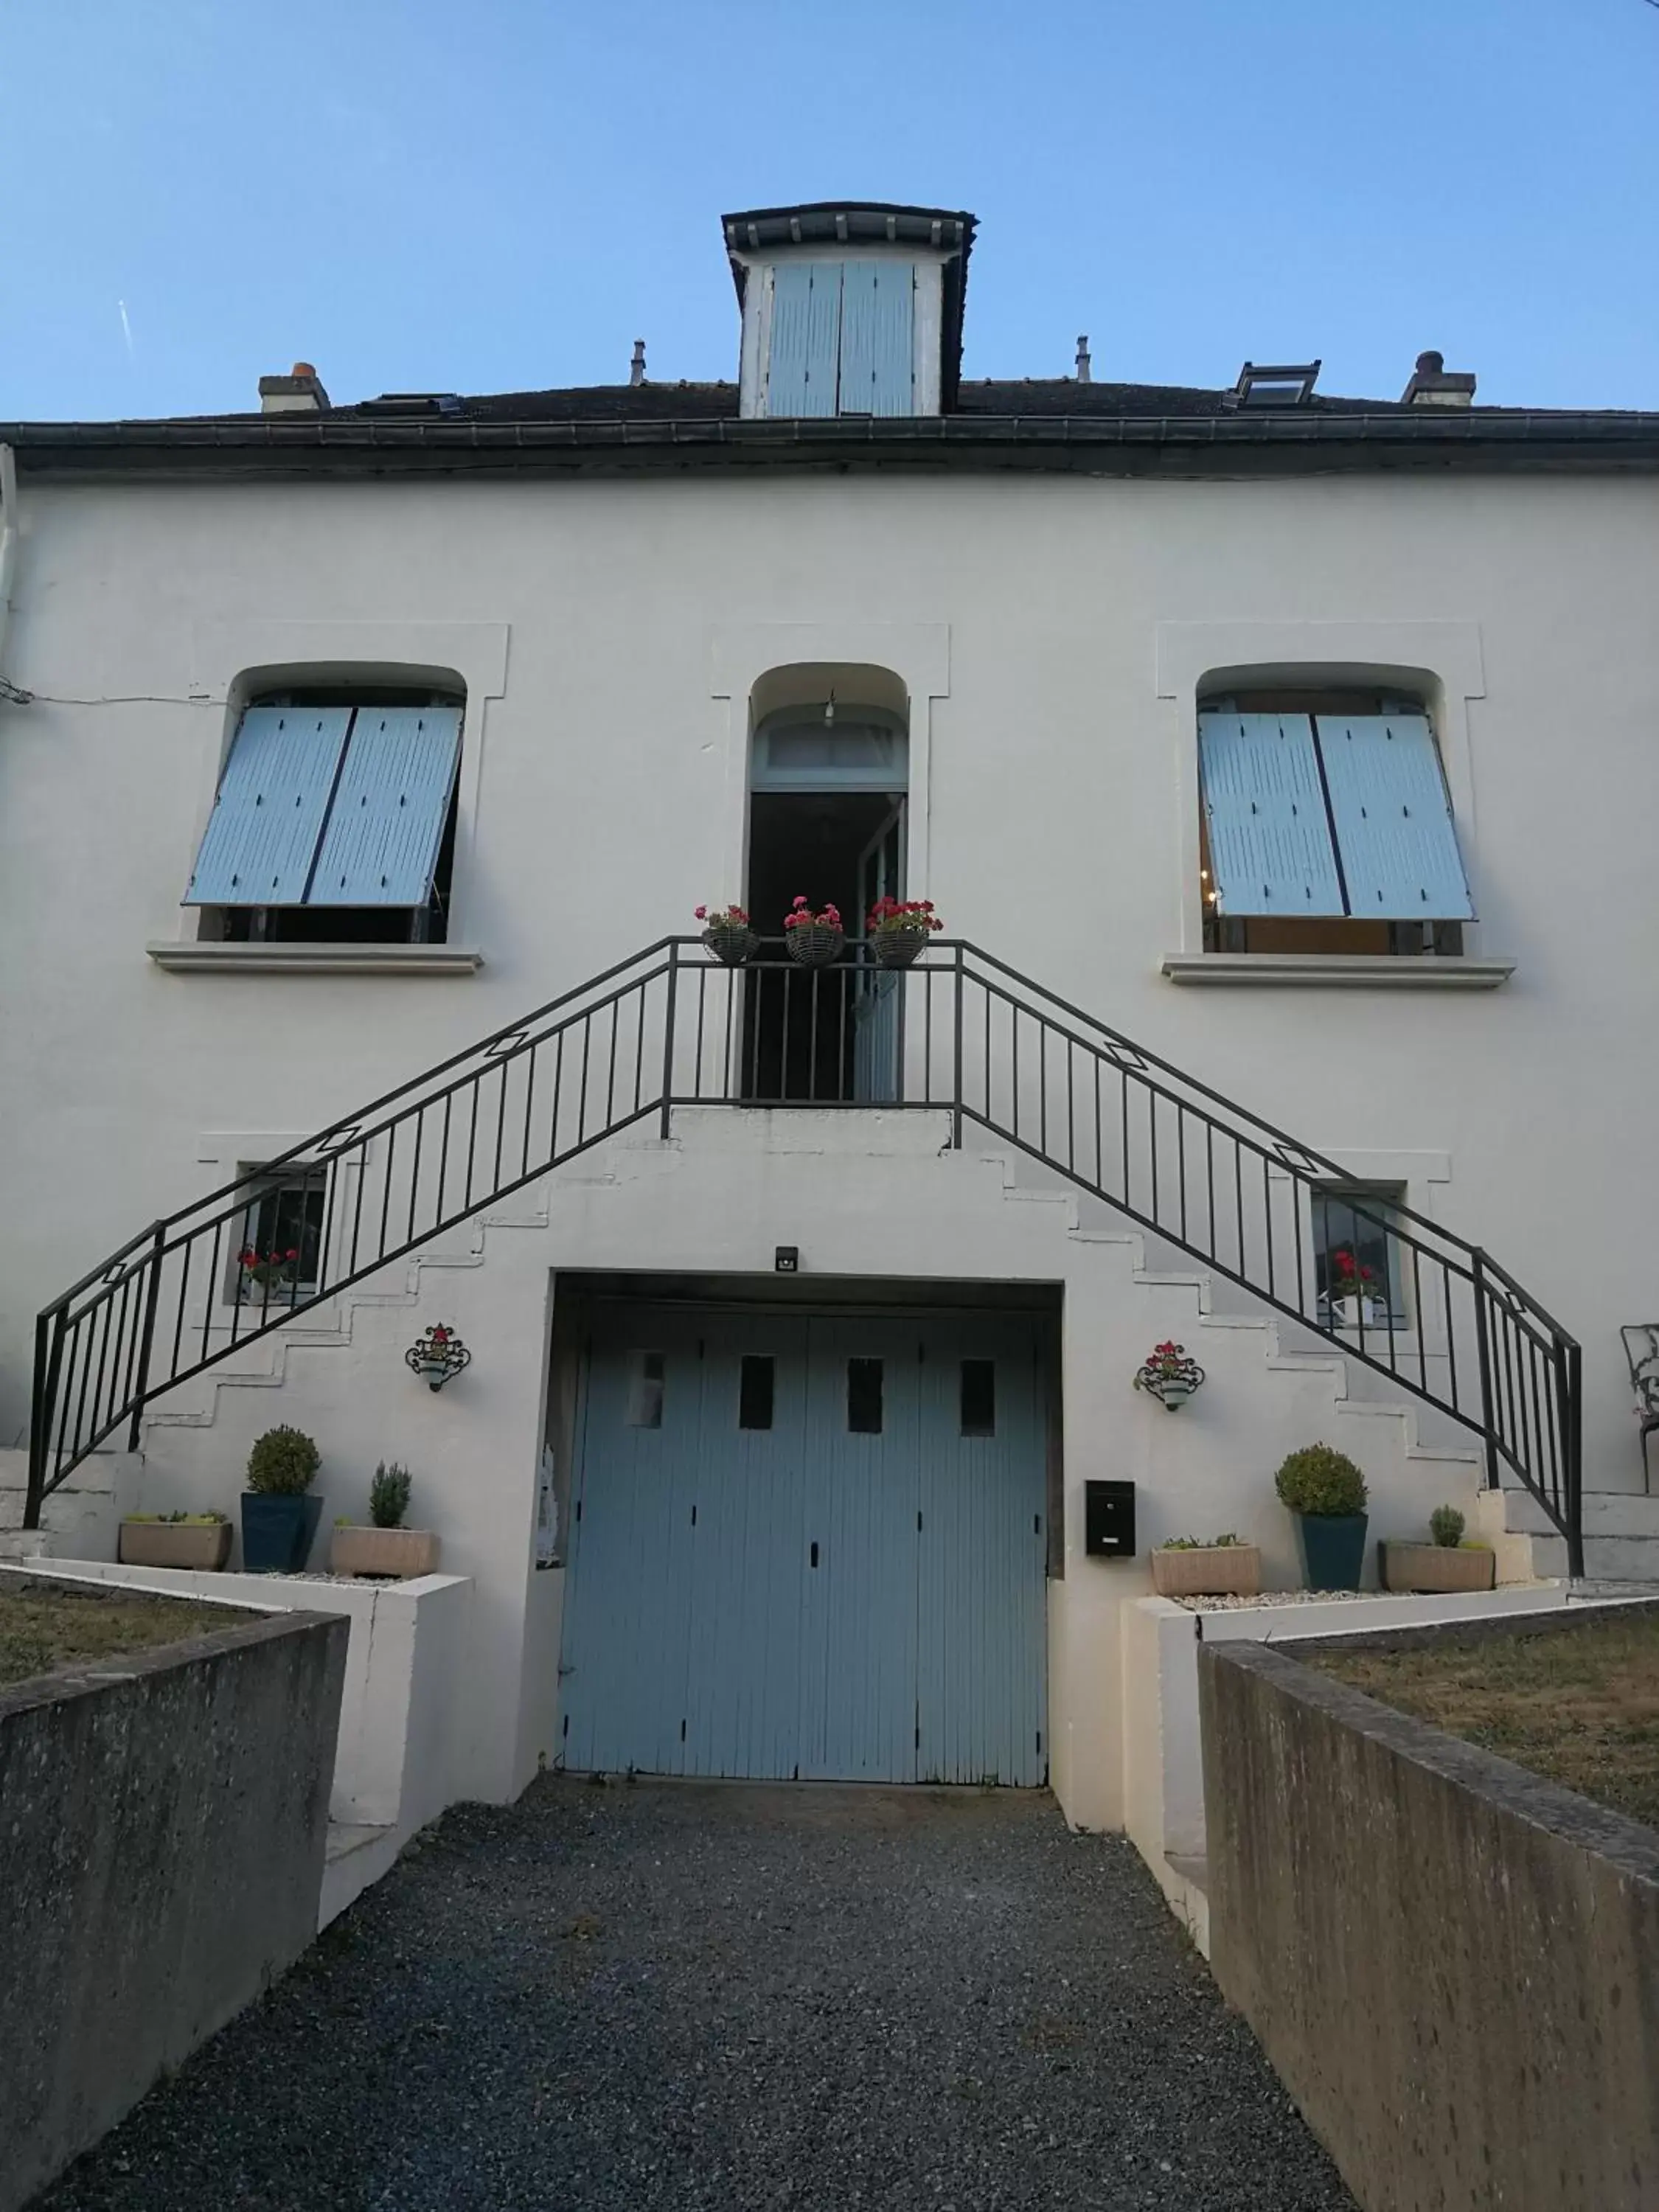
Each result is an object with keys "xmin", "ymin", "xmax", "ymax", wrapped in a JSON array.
[
  {"xmin": 1313, "ymin": 1609, "xmax": 1659, "ymax": 1832},
  {"xmin": 0, "ymin": 1582, "xmax": 235, "ymax": 1688}
]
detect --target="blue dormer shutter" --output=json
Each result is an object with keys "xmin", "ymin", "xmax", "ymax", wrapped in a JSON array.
[
  {"xmin": 1198, "ymin": 712, "xmax": 1346, "ymax": 917},
  {"xmin": 309, "ymin": 706, "xmax": 462, "ymax": 906},
  {"xmin": 839, "ymin": 261, "xmax": 914, "ymax": 416},
  {"xmin": 768, "ymin": 263, "xmax": 843, "ymax": 417},
  {"xmin": 183, "ymin": 706, "xmax": 352, "ymax": 906},
  {"xmin": 1315, "ymin": 714, "xmax": 1475, "ymax": 920}
]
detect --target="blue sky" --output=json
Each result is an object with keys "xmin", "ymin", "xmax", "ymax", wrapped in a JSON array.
[{"xmin": 4, "ymin": 0, "xmax": 1657, "ymax": 420}]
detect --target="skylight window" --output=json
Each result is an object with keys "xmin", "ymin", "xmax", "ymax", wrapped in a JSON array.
[{"xmin": 1231, "ymin": 361, "xmax": 1321, "ymax": 408}]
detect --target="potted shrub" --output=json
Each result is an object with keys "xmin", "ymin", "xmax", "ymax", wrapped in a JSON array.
[
  {"xmin": 1133, "ymin": 1340, "xmax": 1206, "ymax": 1411},
  {"xmin": 330, "ymin": 1461, "xmax": 441, "ymax": 1579},
  {"xmin": 782, "ymin": 895, "xmax": 844, "ymax": 967},
  {"xmin": 1276, "ymin": 1441, "xmax": 1369, "ymax": 1590},
  {"xmin": 118, "ymin": 1510, "xmax": 232, "ymax": 1571},
  {"xmin": 1380, "ymin": 1503, "xmax": 1495, "ymax": 1593},
  {"xmin": 695, "ymin": 902, "xmax": 757, "ymax": 966},
  {"xmin": 866, "ymin": 896, "xmax": 942, "ymax": 969},
  {"xmin": 1150, "ymin": 1531, "xmax": 1262, "ymax": 1599},
  {"xmin": 240, "ymin": 1425, "xmax": 323, "ymax": 1574}
]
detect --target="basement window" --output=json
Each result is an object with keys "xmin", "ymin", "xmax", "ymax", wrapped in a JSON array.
[
  {"xmin": 1312, "ymin": 1185, "xmax": 1408, "ymax": 1328},
  {"xmin": 1198, "ymin": 691, "xmax": 1470, "ymax": 958},
  {"xmin": 229, "ymin": 1168, "xmax": 327, "ymax": 1307},
  {"xmin": 186, "ymin": 687, "xmax": 464, "ymax": 947}
]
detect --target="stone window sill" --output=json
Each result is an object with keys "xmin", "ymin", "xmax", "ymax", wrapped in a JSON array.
[
  {"xmin": 1161, "ymin": 953, "xmax": 1514, "ymax": 991},
  {"xmin": 147, "ymin": 942, "xmax": 484, "ymax": 978}
]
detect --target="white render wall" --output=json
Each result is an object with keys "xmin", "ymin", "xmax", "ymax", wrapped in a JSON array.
[{"xmin": 1, "ymin": 467, "xmax": 1651, "ymax": 1480}]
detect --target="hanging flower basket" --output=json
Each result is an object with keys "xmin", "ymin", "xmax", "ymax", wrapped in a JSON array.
[
  {"xmin": 695, "ymin": 905, "xmax": 757, "ymax": 966},
  {"xmin": 782, "ymin": 897, "xmax": 844, "ymax": 968},
  {"xmin": 867, "ymin": 897, "xmax": 943, "ymax": 968},
  {"xmin": 1133, "ymin": 1340, "xmax": 1206, "ymax": 1410}
]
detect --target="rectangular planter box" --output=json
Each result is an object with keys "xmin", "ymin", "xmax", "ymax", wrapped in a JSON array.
[
  {"xmin": 117, "ymin": 1520, "xmax": 233, "ymax": 1572},
  {"xmin": 330, "ymin": 1526, "xmax": 441, "ymax": 1579},
  {"xmin": 1150, "ymin": 1544, "xmax": 1262, "ymax": 1599},
  {"xmin": 1380, "ymin": 1540, "xmax": 1495, "ymax": 1594}
]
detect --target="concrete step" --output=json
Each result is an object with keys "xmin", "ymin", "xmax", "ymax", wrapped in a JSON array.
[
  {"xmin": 1529, "ymin": 1532, "xmax": 1659, "ymax": 1582},
  {"xmin": 1503, "ymin": 1489, "xmax": 1659, "ymax": 1540}
]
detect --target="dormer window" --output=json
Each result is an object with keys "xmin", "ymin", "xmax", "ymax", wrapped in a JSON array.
[{"xmin": 725, "ymin": 203, "xmax": 973, "ymax": 421}]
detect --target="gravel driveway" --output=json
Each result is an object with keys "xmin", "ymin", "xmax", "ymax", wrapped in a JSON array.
[{"xmin": 40, "ymin": 1780, "xmax": 1354, "ymax": 2211}]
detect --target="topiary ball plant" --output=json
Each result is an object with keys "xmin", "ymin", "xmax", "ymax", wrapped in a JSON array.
[
  {"xmin": 1429, "ymin": 1503, "xmax": 1467, "ymax": 1549},
  {"xmin": 1275, "ymin": 1443, "xmax": 1367, "ymax": 1519},
  {"xmin": 246, "ymin": 1425, "xmax": 320, "ymax": 1496},
  {"xmin": 369, "ymin": 1461, "xmax": 412, "ymax": 1530}
]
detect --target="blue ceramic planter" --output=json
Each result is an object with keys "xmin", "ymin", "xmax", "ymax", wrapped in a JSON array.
[
  {"xmin": 240, "ymin": 1492, "xmax": 323, "ymax": 1575},
  {"xmin": 1294, "ymin": 1511, "xmax": 1368, "ymax": 1592}
]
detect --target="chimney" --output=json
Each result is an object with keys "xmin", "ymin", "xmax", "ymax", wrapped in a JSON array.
[
  {"xmin": 258, "ymin": 361, "xmax": 330, "ymax": 415},
  {"xmin": 1075, "ymin": 334, "xmax": 1091, "ymax": 384},
  {"xmin": 1401, "ymin": 349, "xmax": 1475, "ymax": 408},
  {"xmin": 630, "ymin": 339, "xmax": 647, "ymax": 388}
]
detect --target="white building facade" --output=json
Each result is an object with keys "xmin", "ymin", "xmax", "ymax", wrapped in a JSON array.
[{"xmin": 4, "ymin": 203, "xmax": 1656, "ymax": 1832}]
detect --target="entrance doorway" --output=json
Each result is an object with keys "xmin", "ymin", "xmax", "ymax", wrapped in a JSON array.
[{"xmin": 744, "ymin": 705, "xmax": 908, "ymax": 1102}]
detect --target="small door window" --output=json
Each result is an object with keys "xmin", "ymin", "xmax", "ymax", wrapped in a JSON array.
[
  {"xmin": 960, "ymin": 1359, "xmax": 996, "ymax": 1438},
  {"xmin": 846, "ymin": 1357, "xmax": 884, "ymax": 1434},
  {"xmin": 739, "ymin": 1355, "xmax": 776, "ymax": 1431},
  {"xmin": 626, "ymin": 1350, "xmax": 665, "ymax": 1428}
]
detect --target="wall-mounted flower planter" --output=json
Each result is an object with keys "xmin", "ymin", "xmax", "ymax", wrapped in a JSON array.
[
  {"xmin": 1150, "ymin": 1543, "xmax": 1262, "ymax": 1599},
  {"xmin": 1133, "ymin": 1343, "xmax": 1206, "ymax": 1410},
  {"xmin": 1380, "ymin": 1540, "xmax": 1495, "ymax": 1594},
  {"xmin": 1332, "ymin": 1295, "xmax": 1392, "ymax": 1330},
  {"xmin": 330, "ymin": 1525, "xmax": 441, "ymax": 1579},
  {"xmin": 118, "ymin": 1518, "xmax": 232, "ymax": 1572}
]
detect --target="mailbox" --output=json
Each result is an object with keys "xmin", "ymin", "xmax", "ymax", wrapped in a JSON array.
[{"xmin": 1084, "ymin": 1479, "xmax": 1136, "ymax": 1559}]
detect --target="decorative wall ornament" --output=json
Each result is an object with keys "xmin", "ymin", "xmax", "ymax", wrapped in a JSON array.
[
  {"xmin": 1133, "ymin": 1340, "xmax": 1206, "ymax": 1411},
  {"xmin": 405, "ymin": 1322, "xmax": 470, "ymax": 1391}
]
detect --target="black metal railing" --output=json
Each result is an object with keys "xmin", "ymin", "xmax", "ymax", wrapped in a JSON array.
[{"xmin": 27, "ymin": 938, "xmax": 1583, "ymax": 1570}]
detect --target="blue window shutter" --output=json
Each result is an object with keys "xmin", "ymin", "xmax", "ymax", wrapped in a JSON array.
[
  {"xmin": 839, "ymin": 261, "xmax": 914, "ymax": 415},
  {"xmin": 1316, "ymin": 714, "xmax": 1474, "ymax": 920},
  {"xmin": 1198, "ymin": 712, "xmax": 1346, "ymax": 917},
  {"xmin": 308, "ymin": 706, "xmax": 462, "ymax": 906},
  {"xmin": 183, "ymin": 706, "xmax": 351, "ymax": 905},
  {"xmin": 767, "ymin": 262, "xmax": 843, "ymax": 417}
]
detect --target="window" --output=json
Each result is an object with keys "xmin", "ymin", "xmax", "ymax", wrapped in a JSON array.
[
  {"xmin": 1312, "ymin": 1186, "xmax": 1407, "ymax": 1328},
  {"xmin": 846, "ymin": 1357, "xmax": 884, "ymax": 1434},
  {"xmin": 1198, "ymin": 695, "xmax": 1471, "ymax": 958},
  {"xmin": 739, "ymin": 1355, "xmax": 775, "ymax": 1431},
  {"xmin": 626, "ymin": 1351, "xmax": 666, "ymax": 1429},
  {"xmin": 232, "ymin": 1170, "xmax": 326, "ymax": 1307},
  {"xmin": 766, "ymin": 261, "xmax": 916, "ymax": 418},
  {"xmin": 186, "ymin": 689, "xmax": 463, "ymax": 946},
  {"xmin": 960, "ymin": 1359, "xmax": 996, "ymax": 1438}
]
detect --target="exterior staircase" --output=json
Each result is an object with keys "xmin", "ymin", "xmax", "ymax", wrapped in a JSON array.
[{"xmin": 23, "ymin": 937, "xmax": 1588, "ymax": 1573}]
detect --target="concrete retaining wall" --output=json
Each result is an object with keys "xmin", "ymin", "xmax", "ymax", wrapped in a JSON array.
[
  {"xmin": 1198, "ymin": 1635, "xmax": 1659, "ymax": 2212},
  {"xmin": 0, "ymin": 1601, "xmax": 347, "ymax": 2212}
]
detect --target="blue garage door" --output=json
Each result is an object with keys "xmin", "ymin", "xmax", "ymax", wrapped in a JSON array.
[{"xmin": 558, "ymin": 1305, "xmax": 1048, "ymax": 1785}]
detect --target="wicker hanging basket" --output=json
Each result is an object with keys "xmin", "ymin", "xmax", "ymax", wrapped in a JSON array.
[
  {"xmin": 870, "ymin": 931, "xmax": 928, "ymax": 969},
  {"xmin": 701, "ymin": 925, "xmax": 758, "ymax": 967},
  {"xmin": 785, "ymin": 925, "xmax": 845, "ymax": 968}
]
